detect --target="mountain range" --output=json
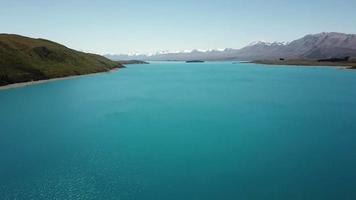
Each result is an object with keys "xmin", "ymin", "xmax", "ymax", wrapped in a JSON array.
[
  {"xmin": 105, "ymin": 32, "xmax": 356, "ymax": 61},
  {"xmin": 2, "ymin": 32, "xmax": 356, "ymax": 86}
]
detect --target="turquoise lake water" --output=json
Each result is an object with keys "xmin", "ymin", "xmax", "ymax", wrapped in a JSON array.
[{"xmin": 1, "ymin": 62, "xmax": 356, "ymax": 199}]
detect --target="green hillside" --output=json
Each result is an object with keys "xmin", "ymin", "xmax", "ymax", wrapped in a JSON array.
[{"xmin": 0, "ymin": 34, "xmax": 122, "ymax": 86}]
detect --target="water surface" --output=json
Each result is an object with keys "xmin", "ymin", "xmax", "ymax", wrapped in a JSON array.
[{"xmin": 1, "ymin": 62, "xmax": 356, "ymax": 199}]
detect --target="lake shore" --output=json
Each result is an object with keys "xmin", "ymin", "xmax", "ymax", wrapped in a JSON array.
[
  {"xmin": 0, "ymin": 68, "xmax": 121, "ymax": 91},
  {"xmin": 252, "ymin": 60, "xmax": 356, "ymax": 69},
  {"xmin": 117, "ymin": 60, "xmax": 149, "ymax": 65}
]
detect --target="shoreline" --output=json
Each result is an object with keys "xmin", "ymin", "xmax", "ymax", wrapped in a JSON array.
[
  {"xmin": 0, "ymin": 68, "xmax": 121, "ymax": 91},
  {"xmin": 252, "ymin": 60, "xmax": 356, "ymax": 69}
]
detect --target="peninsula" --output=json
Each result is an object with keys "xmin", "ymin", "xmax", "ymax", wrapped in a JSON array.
[
  {"xmin": 186, "ymin": 60, "xmax": 205, "ymax": 63},
  {"xmin": 117, "ymin": 60, "xmax": 149, "ymax": 65}
]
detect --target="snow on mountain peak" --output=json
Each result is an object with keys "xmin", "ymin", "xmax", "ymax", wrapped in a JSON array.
[{"xmin": 248, "ymin": 41, "xmax": 288, "ymax": 47}]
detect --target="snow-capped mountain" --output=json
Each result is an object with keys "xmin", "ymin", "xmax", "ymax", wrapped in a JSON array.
[
  {"xmin": 247, "ymin": 41, "xmax": 289, "ymax": 47},
  {"xmin": 105, "ymin": 32, "xmax": 356, "ymax": 61}
]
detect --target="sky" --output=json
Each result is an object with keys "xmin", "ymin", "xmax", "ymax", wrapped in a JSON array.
[{"xmin": 1, "ymin": 0, "xmax": 356, "ymax": 54}]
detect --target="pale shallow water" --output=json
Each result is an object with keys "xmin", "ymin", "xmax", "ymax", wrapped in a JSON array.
[{"xmin": 1, "ymin": 62, "xmax": 356, "ymax": 199}]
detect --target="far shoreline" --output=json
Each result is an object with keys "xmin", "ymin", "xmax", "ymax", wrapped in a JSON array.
[
  {"xmin": 252, "ymin": 60, "xmax": 356, "ymax": 69},
  {"xmin": 0, "ymin": 68, "xmax": 121, "ymax": 91}
]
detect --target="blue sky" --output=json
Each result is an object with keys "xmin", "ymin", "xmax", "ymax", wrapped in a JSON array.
[{"xmin": 1, "ymin": 0, "xmax": 356, "ymax": 54}]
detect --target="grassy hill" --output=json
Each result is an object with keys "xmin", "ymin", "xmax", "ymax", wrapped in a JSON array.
[{"xmin": 0, "ymin": 34, "xmax": 122, "ymax": 86}]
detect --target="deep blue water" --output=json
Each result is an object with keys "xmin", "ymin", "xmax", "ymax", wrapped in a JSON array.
[{"xmin": 1, "ymin": 62, "xmax": 356, "ymax": 200}]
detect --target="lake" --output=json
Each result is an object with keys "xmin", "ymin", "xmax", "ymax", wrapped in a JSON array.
[{"xmin": 1, "ymin": 62, "xmax": 356, "ymax": 199}]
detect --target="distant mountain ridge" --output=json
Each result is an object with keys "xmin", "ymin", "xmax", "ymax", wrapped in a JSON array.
[{"xmin": 106, "ymin": 32, "xmax": 356, "ymax": 61}]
